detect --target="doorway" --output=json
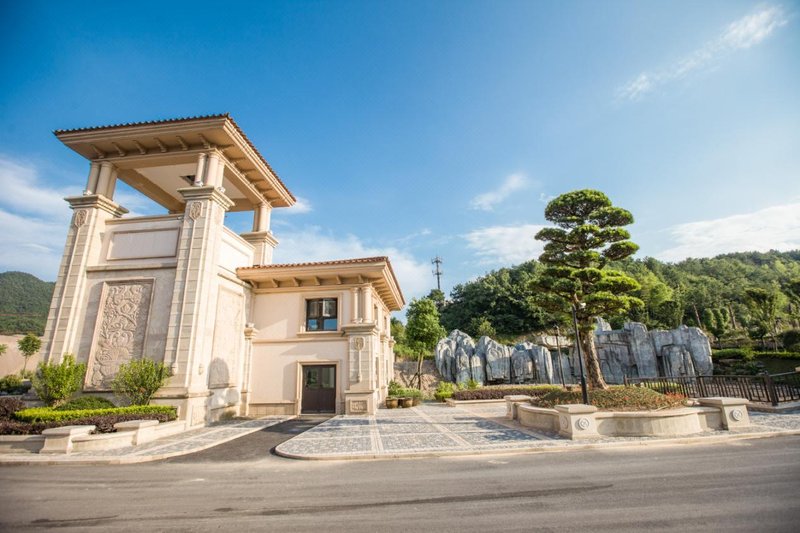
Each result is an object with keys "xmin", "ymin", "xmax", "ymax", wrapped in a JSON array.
[{"xmin": 301, "ymin": 365, "xmax": 336, "ymax": 414}]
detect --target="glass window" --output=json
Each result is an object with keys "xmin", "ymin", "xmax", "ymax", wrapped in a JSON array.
[{"xmin": 306, "ymin": 298, "xmax": 338, "ymax": 331}]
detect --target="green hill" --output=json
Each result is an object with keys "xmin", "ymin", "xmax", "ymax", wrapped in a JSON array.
[{"xmin": 0, "ymin": 271, "xmax": 55, "ymax": 336}]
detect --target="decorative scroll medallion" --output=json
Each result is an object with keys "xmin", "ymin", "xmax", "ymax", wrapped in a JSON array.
[
  {"xmin": 86, "ymin": 281, "xmax": 154, "ymax": 390},
  {"xmin": 187, "ymin": 201, "xmax": 203, "ymax": 221},
  {"xmin": 73, "ymin": 209, "xmax": 88, "ymax": 228},
  {"xmin": 576, "ymin": 417, "xmax": 591, "ymax": 430},
  {"xmin": 730, "ymin": 408, "xmax": 744, "ymax": 422}
]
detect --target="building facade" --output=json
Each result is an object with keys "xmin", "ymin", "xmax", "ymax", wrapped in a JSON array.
[{"xmin": 41, "ymin": 114, "xmax": 403, "ymax": 425}]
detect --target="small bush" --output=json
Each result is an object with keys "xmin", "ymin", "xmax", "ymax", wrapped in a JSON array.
[
  {"xmin": 712, "ymin": 347, "xmax": 754, "ymax": 360},
  {"xmin": 434, "ymin": 381, "xmax": 456, "ymax": 402},
  {"xmin": 452, "ymin": 384, "xmax": 564, "ymax": 401},
  {"xmin": 0, "ymin": 374, "xmax": 25, "ymax": 394},
  {"xmin": 112, "ymin": 358, "xmax": 172, "ymax": 406},
  {"xmin": 0, "ymin": 397, "xmax": 25, "ymax": 420},
  {"xmin": 388, "ymin": 380, "xmax": 403, "ymax": 396},
  {"xmin": 55, "ymin": 396, "xmax": 116, "ymax": 411},
  {"xmin": 532, "ymin": 386, "xmax": 685, "ymax": 411},
  {"xmin": 390, "ymin": 387, "xmax": 422, "ymax": 399},
  {"xmin": 32, "ymin": 354, "xmax": 86, "ymax": 407}
]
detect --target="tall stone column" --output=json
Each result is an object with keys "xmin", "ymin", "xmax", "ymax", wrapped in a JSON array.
[
  {"xmin": 239, "ymin": 324, "xmax": 258, "ymax": 416},
  {"xmin": 41, "ymin": 195, "xmax": 128, "ymax": 362},
  {"xmin": 159, "ymin": 186, "xmax": 233, "ymax": 425},
  {"xmin": 240, "ymin": 202, "xmax": 278, "ymax": 266}
]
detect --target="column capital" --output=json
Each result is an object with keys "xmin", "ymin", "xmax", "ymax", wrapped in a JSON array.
[
  {"xmin": 177, "ymin": 185, "xmax": 234, "ymax": 211},
  {"xmin": 65, "ymin": 194, "xmax": 128, "ymax": 218}
]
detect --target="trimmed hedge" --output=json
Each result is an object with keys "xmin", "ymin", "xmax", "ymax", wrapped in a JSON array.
[
  {"xmin": 0, "ymin": 411, "xmax": 177, "ymax": 435},
  {"xmin": 452, "ymin": 384, "xmax": 564, "ymax": 401},
  {"xmin": 753, "ymin": 351, "xmax": 800, "ymax": 360},
  {"xmin": 55, "ymin": 396, "xmax": 116, "ymax": 411},
  {"xmin": 15, "ymin": 405, "xmax": 176, "ymax": 423},
  {"xmin": 532, "ymin": 386, "xmax": 685, "ymax": 411}
]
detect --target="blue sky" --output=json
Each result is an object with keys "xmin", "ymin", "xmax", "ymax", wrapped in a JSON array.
[{"xmin": 1, "ymin": 0, "xmax": 798, "ymax": 307}]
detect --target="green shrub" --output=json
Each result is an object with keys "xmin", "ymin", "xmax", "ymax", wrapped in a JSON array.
[
  {"xmin": 388, "ymin": 380, "xmax": 403, "ymax": 396},
  {"xmin": 712, "ymin": 347, "xmax": 754, "ymax": 360},
  {"xmin": 55, "ymin": 396, "xmax": 116, "ymax": 411},
  {"xmin": 452, "ymin": 384, "xmax": 564, "ymax": 401},
  {"xmin": 111, "ymin": 358, "xmax": 172, "ymax": 406},
  {"xmin": 464, "ymin": 378, "xmax": 480, "ymax": 390},
  {"xmin": 0, "ymin": 374, "xmax": 24, "ymax": 394},
  {"xmin": 14, "ymin": 405, "xmax": 176, "ymax": 423},
  {"xmin": 390, "ymin": 387, "xmax": 422, "ymax": 399},
  {"xmin": 532, "ymin": 386, "xmax": 685, "ymax": 411},
  {"xmin": 31, "ymin": 354, "xmax": 86, "ymax": 407},
  {"xmin": 434, "ymin": 381, "xmax": 456, "ymax": 402},
  {"xmin": 753, "ymin": 351, "xmax": 800, "ymax": 360},
  {"xmin": 781, "ymin": 330, "xmax": 800, "ymax": 352},
  {"xmin": 2, "ymin": 407, "xmax": 177, "ymax": 435}
]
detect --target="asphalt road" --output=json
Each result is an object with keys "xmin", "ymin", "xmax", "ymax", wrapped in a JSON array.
[{"xmin": 1, "ymin": 435, "xmax": 798, "ymax": 532}]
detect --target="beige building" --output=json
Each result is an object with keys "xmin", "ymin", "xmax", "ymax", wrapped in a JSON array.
[{"xmin": 41, "ymin": 114, "xmax": 403, "ymax": 425}]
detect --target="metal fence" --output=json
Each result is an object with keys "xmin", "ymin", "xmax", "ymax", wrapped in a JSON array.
[{"xmin": 623, "ymin": 372, "xmax": 800, "ymax": 406}]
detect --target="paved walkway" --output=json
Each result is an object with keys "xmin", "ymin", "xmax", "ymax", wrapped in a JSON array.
[
  {"xmin": 275, "ymin": 403, "xmax": 800, "ymax": 460},
  {"xmin": 0, "ymin": 417, "xmax": 292, "ymax": 465},
  {"xmin": 2, "ymin": 405, "xmax": 799, "ymax": 465}
]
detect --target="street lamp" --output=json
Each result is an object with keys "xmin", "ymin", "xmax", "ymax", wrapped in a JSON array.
[{"xmin": 571, "ymin": 302, "xmax": 590, "ymax": 405}]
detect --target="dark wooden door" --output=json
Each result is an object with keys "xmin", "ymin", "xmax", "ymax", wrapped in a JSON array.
[{"xmin": 301, "ymin": 365, "xmax": 336, "ymax": 413}]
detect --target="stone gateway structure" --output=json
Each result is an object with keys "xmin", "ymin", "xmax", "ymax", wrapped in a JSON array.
[{"xmin": 41, "ymin": 114, "xmax": 404, "ymax": 425}]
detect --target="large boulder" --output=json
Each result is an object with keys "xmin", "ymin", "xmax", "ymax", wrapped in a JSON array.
[{"xmin": 477, "ymin": 336, "xmax": 512, "ymax": 382}]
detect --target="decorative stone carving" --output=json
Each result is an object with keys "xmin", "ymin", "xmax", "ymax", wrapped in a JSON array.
[
  {"xmin": 86, "ymin": 281, "xmax": 154, "ymax": 390},
  {"xmin": 73, "ymin": 209, "xmax": 88, "ymax": 227},
  {"xmin": 731, "ymin": 408, "xmax": 744, "ymax": 422},
  {"xmin": 187, "ymin": 201, "xmax": 203, "ymax": 220},
  {"xmin": 576, "ymin": 417, "xmax": 591, "ymax": 430}
]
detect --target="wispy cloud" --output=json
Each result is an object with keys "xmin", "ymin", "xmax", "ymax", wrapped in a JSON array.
[
  {"xmin": 470, "ymin": 173, "xmax": 529, "ymax": 211},
  {"xmin": 286, "ymin": 195, "xmax": 312, "ymax": 214},
  {"xmin": 617, "ymin": 5, "xmax": 789, "ymax": 101},
  {"xmin": 273, "ymin": 226, "xmax": 432, "ymax": 302},
  {"xmin": 656, "ymin": 201, "xmax": 800, "ymax": 262},
  {"xmin": 464, "ymin": 224, "xmax": 546, "ymax": 265}
]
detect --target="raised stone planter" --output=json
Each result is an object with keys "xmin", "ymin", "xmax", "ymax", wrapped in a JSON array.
[
  {"xmin": 504, "ymin": 395, "xmax": 532, "ymax": 419},
  {"xmin": 511, "ymin": 397, "xmax": 751, "ymax": 440}
]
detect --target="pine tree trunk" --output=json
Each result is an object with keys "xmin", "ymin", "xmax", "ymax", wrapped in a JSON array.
[{"xmin": 582, "ymin": 333, "xmax": 607, "ymax": 389}]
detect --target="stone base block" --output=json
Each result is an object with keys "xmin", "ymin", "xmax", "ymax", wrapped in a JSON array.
[
  {"xmin": 554, "ymin": 404, "xmax": 599, "ymax": 439},
  {"xmin": 114, "ymin": 419, "xmax": 159, "ymax": 445},
  {"xmin": 40, "ymin": 425, "xmax": 95, "ymax": 454},
  {"xmin": 344, "ymin": 390, "xmax": 377, "ymax": 415},
  {"xmin": 698, "ymin": 397, "xmax": 750, "ymax": 429},
  {"xmin": 505, "ymin": 395, "xmax": 532, "ymax": 419}
]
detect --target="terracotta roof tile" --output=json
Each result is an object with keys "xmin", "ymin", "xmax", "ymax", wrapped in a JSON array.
[
  {"xmin": 238, "ymin": 256, "xmax": 390, "ymax": 270},
  {"xmin": 53, "ymin": 113, "xmax": 295, "ymax": 202}
]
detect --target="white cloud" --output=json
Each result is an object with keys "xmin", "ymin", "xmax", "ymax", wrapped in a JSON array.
[
  {"xmin": 464, "ymin": 224, "xmax": 547, "ymax": 265},
  {"xmin": 470, "ymin": 173, "xmax": 529, "ymax": 211},
  {"xmin": 0, "ymin": 156, "xmax": 76, "ymax": 279},
  {"xmin": 272, "ymin": 226, "xmax": 432, "ymax": 303},
  {"xmin": 617, "ymin": 5, "xmax": 789, "ymax": 101},
  {"xmin": 286, "ymin": 196, "xmax": 312, "ymax": 214},
  {"xmin": 656, "ymin": 202, "xmax": 800, "ymax": 262}
]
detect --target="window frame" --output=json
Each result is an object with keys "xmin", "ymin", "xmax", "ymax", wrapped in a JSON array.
[{"xmin": 305, "ymin": 297, "xmax": 339, "ymax": 332}]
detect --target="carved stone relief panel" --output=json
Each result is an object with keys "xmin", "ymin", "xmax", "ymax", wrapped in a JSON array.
[
  {"xmin": 209, "ymin": 288, "xmax": 243, "ymax": 388},
  {"xmin": 86, "ymin": 280, "xmax": 154, "ymax": 390}
]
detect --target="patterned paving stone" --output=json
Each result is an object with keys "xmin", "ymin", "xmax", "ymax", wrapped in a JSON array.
[{"xmin": 380, "ymin": 432, "xmax": 460, "ymax": 451}]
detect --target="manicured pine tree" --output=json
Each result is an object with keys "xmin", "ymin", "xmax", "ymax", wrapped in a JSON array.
[{"xmin": 533, "ymin": 189, "xmax": 642, "ymax": 389}]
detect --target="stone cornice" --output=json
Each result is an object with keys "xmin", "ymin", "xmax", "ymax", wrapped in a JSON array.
[
  {"xmin": 65, "ymin": 194, "xmax": 129, "ymax": 217},
  {"xmin": 177, "ymin": 186, "xmax": 235, "ymax": 211}
]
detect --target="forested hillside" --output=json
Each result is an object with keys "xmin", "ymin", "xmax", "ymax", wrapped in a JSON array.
[
  {"xmin": 0, "ymin": 272, "xmax": 55, "ymax": 336},
  {"xmin": 440, "ymin": 250, "xmax": 800, "ymax": 348}
]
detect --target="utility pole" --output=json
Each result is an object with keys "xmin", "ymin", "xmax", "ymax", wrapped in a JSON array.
[{"xmin": 431, "ymin": 256, "xmax": 443, "ymax": 292}]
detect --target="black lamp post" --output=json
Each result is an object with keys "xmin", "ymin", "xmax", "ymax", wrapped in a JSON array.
[{"xmin": 571, "ymin": 302, "xmax": 590, "ymax": 405}]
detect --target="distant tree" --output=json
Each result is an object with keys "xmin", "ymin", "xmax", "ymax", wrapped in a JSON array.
[
  {"xmin": 390, "ymin": 317, "xmax": 406, "ymax": 345},
  {"xmin": 427, "ymin": 289, "xmax": 446, "ymax": 309},
  {"xmin": 0, "ymin": 344, "xmax": 6, "ymax": 357},
  {"xmin": 405, "ymin": 298, "xmax": 446, "ymax": 389},
  {"xmin": 17, "ymin": 333, "xmax": 41, "ymax": 375},
  {"xmin": 533, "ymin": 189, "xmax": 642, "ymax": 389},
  {"xmin": 468, "ymin": 316, "xmax": 496, "ymax": 338},
  {"xmin": 702, "ymin": 307, "xmax": 729, "ymax": 348},
  {"xmin": 745, "ymin": 288, "xmax": 782, "ymax": 351}
]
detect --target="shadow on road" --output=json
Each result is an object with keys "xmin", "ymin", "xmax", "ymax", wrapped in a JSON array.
[{"xmin": 163, "ymin": 417, "xmax": 330, "ymax": 463}]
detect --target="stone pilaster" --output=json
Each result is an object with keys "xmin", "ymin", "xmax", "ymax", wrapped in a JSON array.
[
  {"xmin": 239, "ymin": 323, "xmax": 258, "ymax": 416},
  {"xmin": 239, "ymin": 231, "xmax": 278, "ymax": 266},
  {"xmin": 160, "ymin": 186, "xmax": 233, "ymax": 425},
  {"xmin": 41, "ymin": 195, "xmax": 128, "ymax": 363}
]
